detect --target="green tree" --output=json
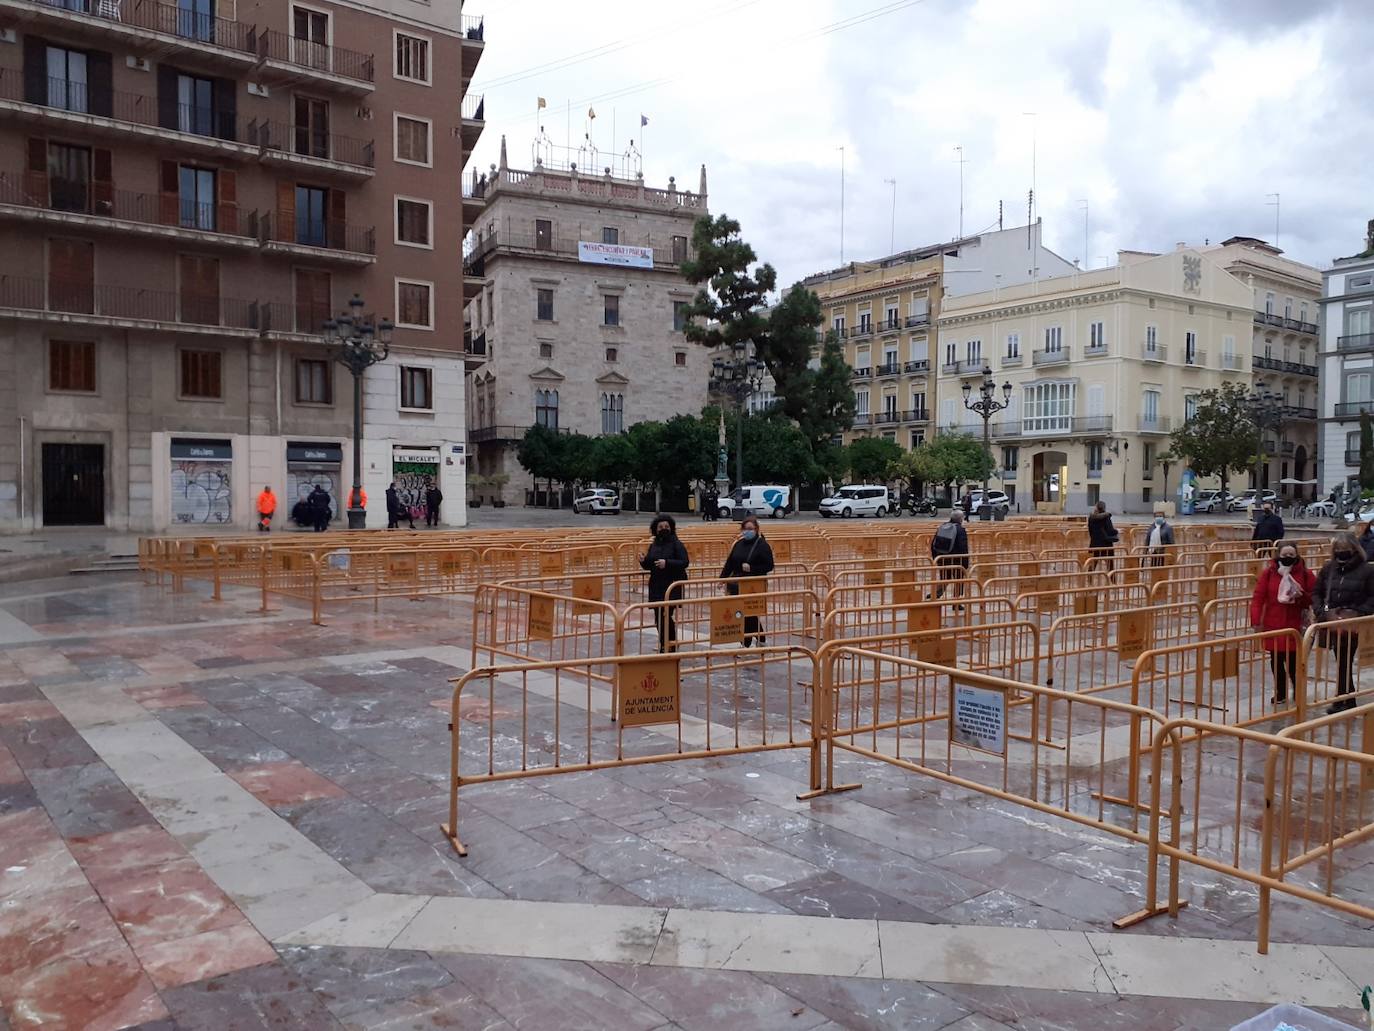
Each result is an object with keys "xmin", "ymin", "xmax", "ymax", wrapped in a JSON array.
[
  {"xmin": 559, "ymin": 434, "xmax": 597, "ymax": 490},
  {"xmin": 1168, "ymin": 383, "xmax": 1256, "ymax": 501},
  {"xmin": 846, "ymin": 436, "xmax": 903, "ymax": 484},
  {"xmin": 515, "ymin": 424, "xmax": 561, "ymax": 482},
  {"xmin": 725, "ymin": 412, "xmax": 817, "ymax": 485},
  {"xmin": 912, "ymin": 432, "xmax": 995, "ymax": 499},
  {"xmin": 590, "ymin": 433, "xmax": 636, "ymax": 488},
  {"xmin": 679, "ymin": 214, "xmax": 775, "ymax": 354},
  {"xmin": 657, "ymin": 414, "xmax": 716, "ymax": 491},
  {"xmin": 1361, "ymin": 413, "xmax": 1374, "ymax": 494}
]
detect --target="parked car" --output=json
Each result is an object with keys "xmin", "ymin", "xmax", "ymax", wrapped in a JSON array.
[
  {"xmin": 572, "ymin": 488, "xmax": 620, "ymax": 515},
  {"xmin": 1227, "ymin": 489, "xmax": 1278, "ymax": 512},
  {"xmin": 964, "ymin": 489, "xmax": 1010, "ymax": 515},
  {"xmin": 819, "ymin": 485, "xmax": 891, "ymax": 519},
  {"xmin": 1192, "ymin": 489, "xmax": 1226, "ymax": 513},
  {"xmin": 716, "ymin": 485, "xmax": 793, "ymax": 519}
]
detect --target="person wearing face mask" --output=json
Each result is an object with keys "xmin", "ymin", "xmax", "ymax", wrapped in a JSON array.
[
  {"xmin": 1251, "ymin": 500, "xmax": 1285, "ymax": 553},
  {"xmin": 719, "ymin": 516, "xmax": 776, "ymax": 647},
  {"xmin": 1146, "ymin": 509, "xmax": 1175, "ymax": 566},
  {"xmin": 639, "ymin": 513, "xmax": 690, "ymax": 652},
  {"xmin": 1250, "ymin": 543, "xmax": 1315, "ymax": 705},
  {"xmin": 1312, "ymin": 531, "xmax": 1374, "ymax": 714}
]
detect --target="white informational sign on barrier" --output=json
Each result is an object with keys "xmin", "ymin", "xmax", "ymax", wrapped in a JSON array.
[
  {"xmin": 950, "ymin": 680, "xmax": 1006, "ymax": 756},
  {"xmin": 327, "ymin": 550, "xmax": 351, "ymax": 572},
  {"xmin": 578, "ymin": 241, "xmax": 653, "ymax": 268}
]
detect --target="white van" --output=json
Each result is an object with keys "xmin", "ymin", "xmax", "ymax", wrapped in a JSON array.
[
  {"xmin": 717, "ymin": 485, "xmax": 793, "ymax": 519},
  {"xmin": 819, "ymin": 484, "xmax": 891, "ymax": 518}
]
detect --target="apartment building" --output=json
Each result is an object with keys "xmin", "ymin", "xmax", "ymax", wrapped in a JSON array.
[
  {"xmin": 1317, "ymin": 220, "xmax": 1374, "ymax": 495},
  {"xmin": 0, "ymin": 0, "xmax": 485, "ymax": 531},
  {"xmin": 936, "ymin": 247, "xmax": 1252, "ymax": 513},
  {"xmin": 801, "ymin": 223, "xmax": 1075, "ymax": 450},
  {"xmin": 1202, "ymin": 236, "xmax": 1321, "ymax": 501},
  {"xmin": 462, "ymin": 140, "xmax": 710, "ymax": 505}
]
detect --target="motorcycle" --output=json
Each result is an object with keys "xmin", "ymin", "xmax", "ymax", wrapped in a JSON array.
[{"xmin": 903, "ymin": 493, "xmax": 937, "ymax": 516}]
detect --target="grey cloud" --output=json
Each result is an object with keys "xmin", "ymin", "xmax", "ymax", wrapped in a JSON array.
[
  {"xmin": 1190, "ymin": 0, "xmax": 1345, "ymax": 33},
  {"xmin": 1057, "ymin": 25, "xmax": 1112, "ymax": 108}
]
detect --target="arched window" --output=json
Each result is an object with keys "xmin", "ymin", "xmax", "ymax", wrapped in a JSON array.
[
  {"xmin": 535, "ymin": 389, "xmax": 559, "ymax": 429},
  {"xmin": 600, "ymin": 392, "xmax": 623, "ymax": 434}
]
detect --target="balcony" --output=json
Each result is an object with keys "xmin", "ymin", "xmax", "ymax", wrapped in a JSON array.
[
  {"xmin": 1252, "ymin": 354, "xmax": 1318, "ymax": 377},
  {"xmin": 851, "ymin": 366, "xmax": 872, "ymax": 380},
  {"xmin": 1031, "ymin": 348, "xmax": 1069, "ymax": 366},
  {"xmin": 1138, "ymin": 415, "xmax": 1173, "ymax": 434},
  {"xmin": 1338, "ymin": 333, "xmax": 1374, "ymax": 354},
  {"xmin": 1087, "ymin": 468, "xmax": 1102, "ymax": 480},
  {"xmin": 851, "ymin": 321, "xmax": 875, "ymax": 340},
  {"xmin": 463, "ymin": 328, "xmax": 488, "ymax": 370},
  {"xmin": 0, "ymin": 169, "xmax": 255, "ymax": 249},
  {"xmin": 1345, "ymin": 450, "xmax": 1362, "ymax": 467},
  {"xmin": 7, "ymin": 0, "xmax": 258, "ymax": 68},
  {"xmin": 875, "ymin": 362, "xmax": 901, "ymax": 378},
  {"xmin": 1255, "ymin": 310, "xmax": 1318, "ymax": 336},
  {"xmin": 462, "ymin": 177, "xmax": 489, "ymax": 220},
  {"xmin": 0, "ymin": 274, "xmax": 257, "ymax": 334},
  {"xmin": 1141, "ymin": 343, "xmax": 1167, "ymax": 362},
  {"xmin": 851, "ymin": 414, "xmax": 872, "ymax": 427},
  {"xmin": 1284, "ymin": 406, "xmax": 1318, "ymax": 421},
  {"xmin": 903, "ymin": 409, "xmax": 930, "ymax": 423},
  {"xmin": 0, "ymin": 69, "xmax": 254, "ymax": 159},
  {"xmin": 1334, "ymin": 402, "xmax": 1374, "ymax": 419},
  {"xmin": 988, "ymin": 422, "xmax": 1022, "ymax": 439},
  {"xmin": 461, "ymin": 14, "xmax": 486, "ymax": 82},
  {"xmin": 1183, "ymin": 350, "xmax": 1207, "ymax": 367},
  {"xmin": 256, "ymin": 29, "xmax": 374, "ymax": 94},
  {"xmin": 253, "ymin": 121, "xmax": 375, "ymax": 179},
  {"xmin": 1015, "ymin": 416, "xmax": 1114, "ymax": 438},
  {"xmin": 1001, "ymin": 352, "xmax": 1024, "ymax": 367},
  {"xmin": 464, "ymin": 228, "xmax": 691, "ymax": 272},
  {"xmin": 470, "ymin": 425, "xmax": 567, "ymax": 444},
  {"xmin": 1280, "ymin": 441, "xmax": 1296, "ymax": 456},
  {"xmin": 460, "ymin": 93, "xmax": 486, "ymax": 150},
  {"xmin": 1221, "ymin": 353, "xmax": 1245, "ymax": 371},
  {"xmin": 259, "ymin": 301, "xmax": 333, "ymax": 339},
  {"xmin": 905, "ymin": 313, "xmax": 931, "ymax": 329},
  {"xmin": 1084, "ymin": 342, "xmax": 1108, "ymax": 358},
  {"xmin": 876, "ymin": 317, "xmax": 903, "ymax": 335},
  {"xmin": 256, "ymin": 212, "xmax": 376, "ymax": 264},
  {"xmin": 873, "ymin": 411, "xmax": 903, "ymax": 425},
  {"xmin": 941, "ymin": 358, "xmax": 987, "ymax": 376},
  {"xmin": 902, "ymin": 359, "xmax": 930, "ymax": 374}
]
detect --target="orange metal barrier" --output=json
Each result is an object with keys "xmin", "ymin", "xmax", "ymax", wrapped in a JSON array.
[
  {"xmin": 471, "ymin": 585, "xmax": 621, "ymax": 674},
  {"xmin": 1012, "ymin": 583, "xmax": 1149, "ymax": 629},
  {"xmin": 441, "ymin": 646, "xmax": 816, "ymax": 855},
  {"xmin": 1300, "ymin": 612, "xmax": 1374, "ymax": 715},
  {"xmin": 622, "ymin": 586, "xmax": 822, "ymax": 657},
  {"xmin": 821, "ymin": 596, "xmax": 1017, "ymax": 643}
]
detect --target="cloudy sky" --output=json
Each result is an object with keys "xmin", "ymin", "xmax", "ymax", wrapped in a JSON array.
[{"xmin": 464, "ymin": 0, "xmax": 1372, "ymax": 288}]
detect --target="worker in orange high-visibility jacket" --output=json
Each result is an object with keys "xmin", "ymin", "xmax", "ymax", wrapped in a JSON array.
[
  {"xmin": 347, "ymin": 487, "xmax": 367, "ymax": 510},
  {"xmin": 256, "ymin": 486, "xmax": 277, "ymax": 532}
]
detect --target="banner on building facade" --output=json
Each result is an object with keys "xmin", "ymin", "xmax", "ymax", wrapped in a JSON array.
[{"xmin": 577, "ymin": 241, "xmax": 653, "ymax": 269}]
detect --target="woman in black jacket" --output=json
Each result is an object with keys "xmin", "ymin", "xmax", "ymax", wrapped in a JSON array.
[
  {"xmin": 719, "ymin": 516, "xmax": 776, "ymax": 647},
  {"xmin": 639, "ymin": 514, "xmax": 690, "ymax": 652},
  {"xmin": 1087, "ymin": 501, "xmax": 1118, "ymax": 572},
  {"xmin": 1313, "ymin": 531, "xmax": 1374, "ymax": 713}
]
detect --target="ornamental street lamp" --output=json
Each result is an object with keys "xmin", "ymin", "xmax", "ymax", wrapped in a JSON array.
[
  {"xmin": 322, "ymin": 294, "xmax": 394, "ymax": 529},
  {"xmin": 709, "ymin": 344, "xmax": 766, "ymax": 501},
  {"xmin": 962, "ymin": 366, "xmax": 1013, "ymax": 520},
  {"xmin": 1247, "ymin": 379, "xmax": 1284, "ymax": 523}
]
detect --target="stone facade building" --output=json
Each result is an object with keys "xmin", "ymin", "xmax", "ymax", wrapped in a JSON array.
[
  {"xmin": 0, "ymin": 0, "xmax": 484, "ymax": 531},
  {"xmin": 801, "ymin": 223, "xmax": 1075, "ymax": 451},
  {"xmin": 463, "ymin": 140, "xmax": 710, "ymax": 505},
  {"xmin": 1318, "ymin": 220, "xmax": 1374, "ymax": 496},
  {"xmin": 1201, "ymin": 237, "xmax": 1321, "ymax": 502},
  {"xmin": 936, "ymin": 247, "xmax": 1253, "ymax": 513}
]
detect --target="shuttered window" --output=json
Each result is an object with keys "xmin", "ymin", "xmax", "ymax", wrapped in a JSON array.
[
  {"xmin": 177, "ymin": 254, "xmax": 220, "ymax": 325},
  {"xmin": 180, "ymin": 349, "xmax": 222, "ymax": 398},
  {"xmin": 394, "ymin": 115, "xmax": 430, "ymax": 165},
  {"xmin": 400, "ymin": 366, "xmax": 432, "ymax": 409},
  {"xmin": 294, "ymin": 268, "xmax": 331, "ymax": 333},
  {"xmin": 295, "ymin": 358, "xmax": 331, "ymax": 404},
  {"xmin": 396, "ymin": 280, "xmax": 431, "ymax": 328},
  {"xmin": 49, "ymin": 339, "xmax": 96, "ymax": 392},
  {"xmin": 395, "ymin": 198, "xmax": 430, "ymax": 247}
]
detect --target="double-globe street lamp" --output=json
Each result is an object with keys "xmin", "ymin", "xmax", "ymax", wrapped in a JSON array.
[
  {"xmin": 709, "ymin": 345, "xmax": 767, "ymax": 503},
  {"xmin": 322, "ymin": 294, "xmax": 394, "ymax": 529},
  {"xmin": 962, "ymin": 366, "xmax": 1013, "ymax": 519},
  {"xmin": 1247, "ymin": 379, "xmax": 1284, "ymax": 522}
]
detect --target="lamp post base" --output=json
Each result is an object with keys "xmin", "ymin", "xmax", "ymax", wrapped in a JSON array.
[{"xmin": 347, "ymin": 507, "xmax": 367, "ymax": 530}]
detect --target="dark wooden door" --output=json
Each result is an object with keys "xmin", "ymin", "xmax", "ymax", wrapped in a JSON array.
[{"xmin": 42, "ymin": 443, "xmax": 105, "ymax": 526}]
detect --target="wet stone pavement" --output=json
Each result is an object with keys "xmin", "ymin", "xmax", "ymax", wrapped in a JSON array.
[{"xmin": 0, "ymin": 573, "xmax": 1370, "ymax": 1029}]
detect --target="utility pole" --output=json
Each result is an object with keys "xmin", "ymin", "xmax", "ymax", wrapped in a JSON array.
[{"xmin": 884, "ymin": 177, "xmax": 897, "ymax": 254}]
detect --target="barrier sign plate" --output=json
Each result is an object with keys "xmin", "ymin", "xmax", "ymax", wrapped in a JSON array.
[
  {"xmin": 572, "ymin": 575, "xmax": 603, "ymax": 615},
  {"xmin": 527, "ymin": 595, "xmax": 555, "ymax": 640},
  {"xmin": 538, "ymin": 552, "xmax": 564, "ymax": 576},
  {"xmin": 1117, "ymin": 612, "xmax": 1149, "ymax": 660},
  {"xmin": 710, "ymin": 598, "xmax": 745, "ymax": 644},
  {"xmin": 617, "ymin": 656, "xmax": 681, "ymax": 727},
  {"xmin": 949, "ymin": 679, "xmax": 1006, "ymax": 756},
  {"xmin": 738, "ymin": 577, "xmax": 767, "ymax": 617},
  {"xmin": 327, "ymin": 550, "xmax": 351, "ymax": 572}
]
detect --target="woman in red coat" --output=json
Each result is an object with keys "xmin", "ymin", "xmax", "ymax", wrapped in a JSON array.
[{"xmin": 1249, "ymin": 542, "xmax": 1315, "ymax": 704}]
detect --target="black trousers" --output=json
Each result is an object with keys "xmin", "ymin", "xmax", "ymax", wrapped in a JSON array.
[
  {"xmin": 653, "ymin": 600, "xmax": 677, "ymax": 653},
  {"xmin": 1269, "ymin": 649, "xmax": 1296, "ymax": 703},
  {"xmin": 426, "ymin": 503, "xmax": 440, "ymax": 526},
  {"xmin": 1333, "ymin": 633, "xmax": 1356, "ymax": 699}
]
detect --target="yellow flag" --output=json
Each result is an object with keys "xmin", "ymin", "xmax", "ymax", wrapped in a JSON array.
[{"xmin": 537, "ymin": 97, "xmax": 546, "ymax": 109}]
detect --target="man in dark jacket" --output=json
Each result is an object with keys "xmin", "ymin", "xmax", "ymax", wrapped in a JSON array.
[
  {"xmin": 385, "ymin": 483, "xmax": 414, "ymax": 530},
  {"xmin": 930, "ymin": 510, "xmax": 969, "ymax": 599},
  {"xmin": 424, "ymin": 479, "xmax": 443, "ymax": 527},
  {"xmin": 1087, "ymin": 502, "xmax": 1118, "ymax": 571},
  {"xmin": 308, "ymin": 485, "xmax": 331, "ymax": 532},
  {"xmin": 1314, "ymin": 532, "xmax": 1374, "ymax": 713},
  {"xmin": 639, "ymin": 514, "xmax": 690, "ymax": 652},
  {"xmin": 1252, "ymin": 501, "xmax": 1284, "ymax": 551}
]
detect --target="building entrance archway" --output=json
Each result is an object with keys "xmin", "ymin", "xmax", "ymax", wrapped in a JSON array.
[{"xmin": 1033, "ymin": 450, "xmax": 1069, "ymax": 513}]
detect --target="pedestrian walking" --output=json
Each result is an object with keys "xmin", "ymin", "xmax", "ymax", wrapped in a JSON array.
[
  {"xmin": 1249, "ymin": 542, "xmax": 1315, "ymax": 705},
  {"xmin": 639, "ymin": 514, "xmax": 690, "ymax": 652},
  {"xmin": 256, "ymin": 486, "xmax": 276, "ymax": 532},
  {"xmin": 308, "ymin": 485, "xmax": 331, "ymax": 532},
  {"xmin": 719, "ymin": 516, "xmax": 775, "ymax": 647},
  {"xmin": 1251, "ymin": 500, "xmax": 1285, "ymax": 553},
  {"xmin": 1146, "ymin": 509, "xmax": 1175, "ymax": 566},
  {"xmin": 1313, "ymin": 532, "xmax": 1374, "ymax": 714},
  {"xmin": 930, "ymin": 510, "xmax": 969, "ymax": 599},
  {"xmin": 1087, "ymin": 501, "xmax": 1118, "ymax": 572},
  {"xmin": 424, "ymin": 479, "xmax": 443, "ymax": 527}
]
